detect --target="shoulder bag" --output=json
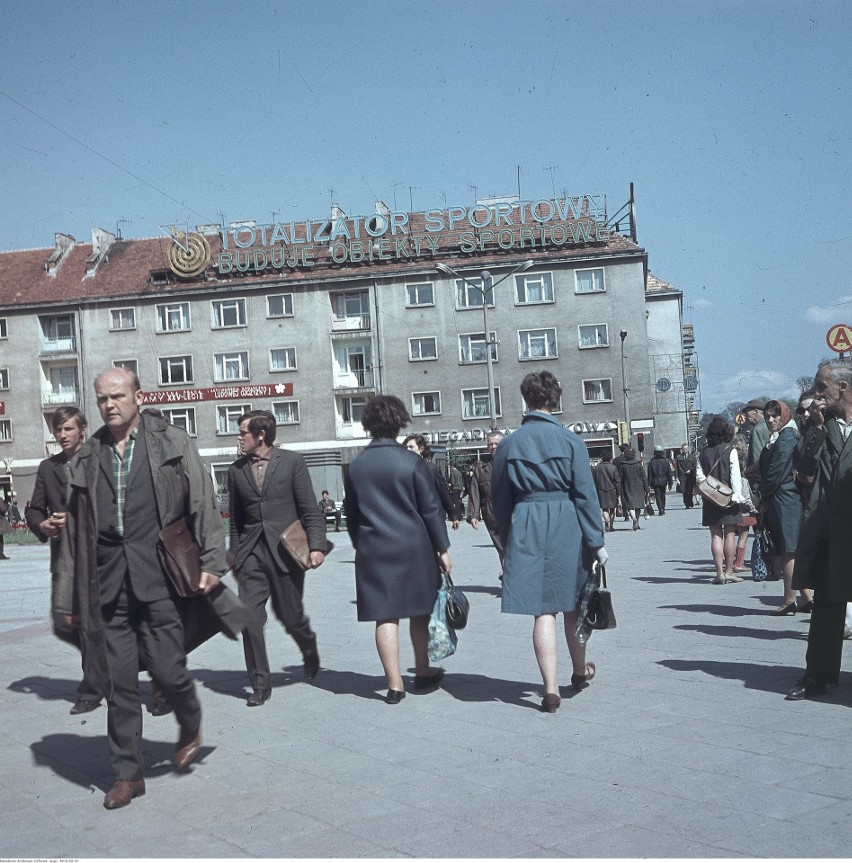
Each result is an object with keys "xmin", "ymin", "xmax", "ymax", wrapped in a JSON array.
[
  {"xmin": 576, "ymin": 562, "xmax": 617, "ymax": 645},
  {"xmin": 697, "ymin": 449, "xmax": 735, "ymax": 508},
  {"xmin": 444, "ymin": 571, "xmax": 470, "ymax": 630}
]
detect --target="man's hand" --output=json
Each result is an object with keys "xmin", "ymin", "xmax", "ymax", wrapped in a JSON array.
[
  {"xmin": 39, "ymin": 518, "xmax": 60, "ymax": 538},
  {"xmin": 309, "ymin": 550, "xmax": 325, "ymax": 569},
  {"xmin": 450, "ymin": 520, "xmax": 460, "ymax": 531},
  {"xmin": 198, "ymin": 571, "xmax": 221, "ymax": 594},
  {"xmin": 810, "ymin": 401, "xmax": 827, "ymax": 428},
  {"xmin": 470, "ymin": 518, "xmax": 480, "ymax": 530}
]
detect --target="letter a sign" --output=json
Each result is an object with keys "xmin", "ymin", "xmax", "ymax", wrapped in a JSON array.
[{"xmin": 826, "ymin": 324, "xmax": 852, "ymax": 354}]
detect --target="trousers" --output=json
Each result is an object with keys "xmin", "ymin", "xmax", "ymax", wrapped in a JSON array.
[
  {"xmin": 805, "ymin": 590, "xmax": 847, "ymax": 685},
  {"xmin": 102, "ymin": 579, "xmax": 200, "ymax": 780},
  {"xmin": 237, "ymin": 539, "xmax": 316, "ymax": 691}
]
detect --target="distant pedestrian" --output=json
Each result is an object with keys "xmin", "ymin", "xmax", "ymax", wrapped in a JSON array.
[
  {"xmin": 617, "ymin": 448, "xmax": 649, "ymax": 530},
  {"xmin": 696, "ymin": 416, "xmax": 744, "ymax": 584},
  {"xmin": 466, "ymin": 432, "xmax": 505, "ymax": 572},
  {"xmin": 403, "ymin": 434, "xmax": 459, "ymax": 530},
  {"xmin": 593, "ymin": 450, "xmax": 620, "ymax": 532},
  {"xmin": 675, "ymin": 443, "xmax": 697, "ymax": 508},
  {"xmin": 647, "ymin": 445, "xmax": 673, "ymax": 514}
]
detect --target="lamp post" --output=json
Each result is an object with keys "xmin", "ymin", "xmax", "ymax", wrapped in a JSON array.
[
  {"xmin": 619, "ymin": 328, "xmax": 630, "ymax": 443},
  {"xmin": 437, "ymin": 259, "xmax": 534, "ymax": 430}
]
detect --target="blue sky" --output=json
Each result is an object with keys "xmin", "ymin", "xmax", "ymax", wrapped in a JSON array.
[{"xmin": 1, "ymin": 0, "xmax": 850, "ymax": 413}]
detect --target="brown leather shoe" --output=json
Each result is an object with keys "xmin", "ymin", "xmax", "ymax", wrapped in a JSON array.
[
  {"xmin": 174, "ymin": 727, "xmax": 202, "ymax": 771},
  {"xmin": 103, "ymin": 779, "xmax": 145, "ymax": 809}
]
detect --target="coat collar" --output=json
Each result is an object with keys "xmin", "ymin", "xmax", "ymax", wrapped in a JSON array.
[{"xmin": 521, "ymin": 410, "xmax": 560, "ymax": 428}]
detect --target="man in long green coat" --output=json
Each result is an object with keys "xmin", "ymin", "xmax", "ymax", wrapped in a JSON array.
[{"xmin": 787, "ymin": 359, "xmax": 852, "ymax": 700}]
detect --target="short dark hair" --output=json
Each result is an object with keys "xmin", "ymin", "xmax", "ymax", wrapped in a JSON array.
[
  {"xmin": 706, "ymin": 415, "xmax": 734, "ymax": 446},
  {"xmin": 402, "ymin": 433, "xmax": 431, "ymax": 458},
  {"xmin": 51, "ymin": 406, "xmax": 87, "ymax": 432},
  {"xmin": 520, "ymin": 370, "xmax": 562, "ymax": 411},
  {"xmin": 239, "ymin": 410, "xmax": 276, "ymax": 445},
  {"xmin": 361, "ymin": 395, "xmax": 410, "ymax": 439},
  {"xmin": 600, "ymin": 450, "xmax": 612, "ymax": 462},
  {"xmin": 624, "ymin": 448, "xmax": 636, "ymax": 460}
]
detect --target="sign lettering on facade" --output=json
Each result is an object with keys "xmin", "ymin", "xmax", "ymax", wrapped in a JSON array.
[{"xmin": 141, "ymin": 382, "xmax": 293, "ymax": 405}]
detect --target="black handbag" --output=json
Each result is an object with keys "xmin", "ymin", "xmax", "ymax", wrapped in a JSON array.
[
  {"xmin": 586, "ymin": 565, "xmax": 616, "ymax": 630},
  {"xmin": 444, "ymin": 572, "xmax": 470, "ymax": 630}
]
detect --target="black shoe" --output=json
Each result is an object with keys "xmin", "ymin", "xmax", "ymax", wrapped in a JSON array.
[
  {"xmin": 246, "ymin": 688, "xmax": 271, "ymax": 707},
  {"xmin": 303, "ymin": 649, "xmax": 320, "ymax": 680},
  {"xmin": 799, "ymin": 600, "xmax": 814, "ymax": 613},
  {"xmin": 385, "ymin": 689, "xmax": 406, "ymax": 704},
  {"xmin": 775, "ymin": 600, "xmax": 798, "ymax": 616},
  {"xmin": 413, "ymin": 668, "xmax": 445, "ymax": 691},
  {"xmin": 785, "ymin": 677, "xmax": 827, "ymax": 701},
  {"xmin": 70, "ymin": 698, "xmax": 101, "ymax": 715}
]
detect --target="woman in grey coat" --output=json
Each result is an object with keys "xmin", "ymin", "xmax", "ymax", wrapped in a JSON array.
[
  {"xmin": 492, "ymin": 371, "xmax": 607, "ymax": 713},
  {"xmin": 344, "ymin": 395, "xmax": 452, "ymax": 704},
  {"xmin": 618, "ymin": 449, "xmax": 650, "ymax": 530}
]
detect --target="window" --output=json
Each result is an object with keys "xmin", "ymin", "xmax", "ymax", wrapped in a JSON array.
[
  {"xmin": 462, "ymin": 387, "xmax": 502, "ymax": 420},
  {"xmin": 212, "ymin": 298, "xmax": 246, "ymax": 328},
  {"xmin": 0, "ymin": 319, "xmax": 6, "ymax": 339},
  {"xmin": 267, "ymin": 293, "xmax": 294, "ymax": 318},
  {"xmin": 161, "ymin": 407, "xmax": 197, "ymax": 436},
  {"xmin": 455, "ymin": 278, "xmax": 493, "ymax": 310},
  {"xmin": 578, "ymin": 324, "xmax": 609, "ymax": 349},
  {"xmin": 270, "ymin": 348, "xmax": 297, "ymax": 372},
  {"xmin": 409, "ymin": 337, "xmax": 437, "ymax": 361},
  {"xmin": 273, "ymin": 400, "xmax": 300, "ymax": 425},
  {"xmin": 334, "ymin": 344, "xmax": 373, "ymax": 388},
  {"xmin": 459, "ymin": 332, "xmax": 497, "ymax": 364},
  {"xmin": 214, "ymin": 351, "xmax": 249, "ymax": 382},
  {"xmin": 44, "ymin": 365, "xmax": 79, "ymax": 403},
  {"xmin": 159, "ymin": 355, "xmax": 193, "ymax": 385},
  {"xmin": 518, "ymin": 328, "xmax": 558, "ymax": 360},
  {"xmin": 406, "ymin": 282, "xmax": 434, "ymax": 306},
  {"xmin": 575, "ymin": 268, "xmax": 605, "ymax": 294},
  {"xmin": 113, "ymin": 359, "xmax": 139, "ymax": 375},
  {"xmin": 0, "ymin": 419, "xmax": 11, "ymax": 442},
  {"xmin": 412, "ymin": 391, "xmax": 441, "ymax": 416},
  {"xmin": 217, "ymin": 403, "xmax": 251, "ymax": 435},
  {"xmin": 0, "ymin": 369, "xmax": 7, "ymax": 390},
  {"xmin": 211, "ymin": 464, "xmax": 230, "ymax": 496},
  {"xmin": 331, "ymin": 291, "xmax": 370, "ymax": 329},
  {"xmin": 39, "ymin": 314, "xmax": 76, "ymax": 351},
  {"xmin": 340, "ymin": 396, "xmax": 367, "ymax": 425},
  {"xmin": 109, "ymin": 307, "xmax": 136, "ymax": 331},
  {"xmin": 156, "ymin": 302, "xmax": 191, "ymax": 332},
  {"xmin": 515, "ymin": 272, "xmax": 554, "ymax": 304},
  {"xmin": 583, "ymin": 378, "xmax": 613, "ymax": 403}
]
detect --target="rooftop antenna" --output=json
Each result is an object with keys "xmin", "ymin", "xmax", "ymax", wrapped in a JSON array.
[
  {"xmin": 468, "ymin": 183, "xmax": 477, "ymax": 200},
  {"xmin": 408, "ymin": 185, "xmax": 420, "ymax": 211},
  {"xmin": 544, "ymin": 163, "xmax": 558, "ymax": 195},
  {"xmin": 115, "ymin": 218, "xmax": 131, "ymax": 240},
  {"xmin": 390, "ymin": 181, "xmax": 404, "ymax": 211}
]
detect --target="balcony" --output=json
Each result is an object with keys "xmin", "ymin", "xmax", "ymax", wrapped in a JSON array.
[
  {"xmin": 39, "ymin": 335, "xmax": 77, "ymax": 354},
  {"xmin": 41, "ymin": 387, "xmax": 80, "ymax": 406},
  {"xmin": 331, "ymin": 314, "xmax": 371, "ymax": 332},
  {"xmin": 333, "ymin": 368, "xmax": 375, "ymax": 390}
]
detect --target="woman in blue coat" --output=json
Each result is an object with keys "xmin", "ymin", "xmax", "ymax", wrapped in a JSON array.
[
  {"xmin": 492, "ymin": 371, "xmax": 608, "ymax": 713},
  {"xmin": 344, "ymin": 395, "xmax": 452, "ymax": 704}
]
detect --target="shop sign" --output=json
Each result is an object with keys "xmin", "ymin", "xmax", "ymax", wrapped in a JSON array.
[
  {"xmin": 209, "ymin": 196, "xmax": 609, "ymax": 275},
  {"xmin": 421, "ymin": 419, "xmax": 617, "ymax": 445},
  {"xmin": 142, "ymin": 382, "xmax": 292, "ymax": 406}
]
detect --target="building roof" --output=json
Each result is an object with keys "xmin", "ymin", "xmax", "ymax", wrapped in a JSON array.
[
  {"xmin": 0, "ymin": 203, "xmax": 646, "ymax": 310},
  {"xmin": 645, "ymin": 272, "xmax": 682, "ymax": 296}
]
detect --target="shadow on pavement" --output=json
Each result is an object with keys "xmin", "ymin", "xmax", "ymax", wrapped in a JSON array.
[
  {"xmin": 8, "ymin": 675, "xmax": 80, "ymax": 705},
  {"xmin": 659, "ymin": 603, "xmax": 768, "ymax": 617},
  {"xmin": 192, "ymin": 667, "xmax": 294, "ymax": 700},
  {"xmin": 658, "ymin": 658, "xmax": 852, "ymax": 705},
  {"xmin": 674, "ymin": 623, "xmax": 806, "ymax": 640}
]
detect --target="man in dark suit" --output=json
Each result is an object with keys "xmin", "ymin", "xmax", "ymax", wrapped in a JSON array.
[
  {"xmin": 228, "ymin": 410, "xmax": 326, "ymax": 706},
  {"xmin": 65, "ymin": 367, "xmax": 228, "ymax": 809},
  {"xmin": 466, "ymin": 431, "xmax": 504, "ymax": 572},
  {"xmin": 787, "ymin": 360, "xmax": 852, "ymax": 700},
  {"xmin": 26, "ymin": 406, "xmax": 101, "ymax": 715}
]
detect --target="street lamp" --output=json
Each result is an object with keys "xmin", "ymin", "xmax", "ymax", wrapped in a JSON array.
[
  {"xmin": 436, "ymin": 259, "xmax": 534, "ymax": 430},
  {"xmin": 619, "ymin": 328, "xmax": 630, "ymax": 443}
]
